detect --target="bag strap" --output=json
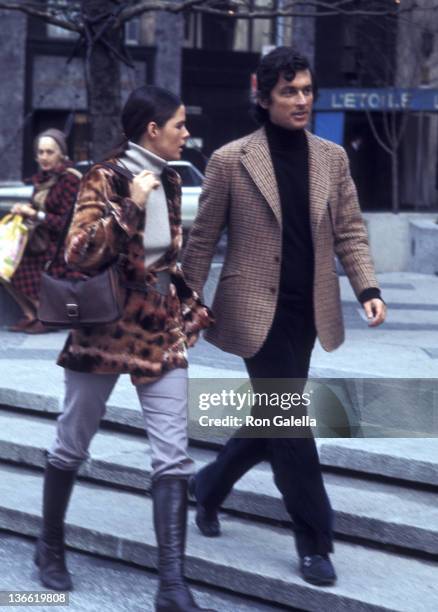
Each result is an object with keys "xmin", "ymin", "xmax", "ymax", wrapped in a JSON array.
[
  {"xmin": 45, "ymin": 203, "xmax": 75, "ymax": 274},
  {"xmin": 100, "ymin": 161, "xmax": 134, "ymax": 182},
  {"xmin": 65, "ymin": 167, "xmax": 83, "ymax": 180},
  {"xmin": 45, "ymin": 162, "xmax": 133, "ymax": 274}
]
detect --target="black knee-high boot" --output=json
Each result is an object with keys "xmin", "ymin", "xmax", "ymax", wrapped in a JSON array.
[
  {"xmin": 152, "ymin": 476, "xmax": 216, "ymax": 612},
  {"xmin": 34, "ymin": 461, "xmax": 77, "ymax": 591}
]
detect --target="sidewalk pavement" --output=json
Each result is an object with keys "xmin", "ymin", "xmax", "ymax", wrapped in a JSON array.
[
  {"xmin": 310, "ymin": 271, "xmax": 438, "ymax": 378},
  {"xmin": 191, "ymin": 269, "xmax": 438, "ymax": 378}
]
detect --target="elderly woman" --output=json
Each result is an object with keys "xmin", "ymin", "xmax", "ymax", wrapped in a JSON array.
[
  {"xmin": 35, "ymin": 86, "xmax": 215, "ymax": 612},
  {"xmin": 7, "ymin": 129, "xmax": 81, "ymax": 333}
]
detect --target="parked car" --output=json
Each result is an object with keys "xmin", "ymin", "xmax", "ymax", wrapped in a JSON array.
[
  {"xmin": 169, "ymin": 160, "xmax": 204, "ymax": 230},
  {"xmin": 0, "ymin": 182, "xmax": 33, "ymax": 213},
  {"xmin": 0, "ymin": 161, "xmax": 204, "ymax": 230}
]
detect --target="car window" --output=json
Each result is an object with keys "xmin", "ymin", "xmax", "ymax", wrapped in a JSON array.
[
  {"xmin": 0, "ymin": 182, "xmax": 32, "ymax": 201},
  {"xmin": 175, "ymin": 165, "xmax": 203, "ymax": 187}
]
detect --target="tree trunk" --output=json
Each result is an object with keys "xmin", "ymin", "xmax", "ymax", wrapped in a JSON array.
[
  {"xmin": 0, "ymin": 9, "xmax": 26, "ymax": 180},
  {"xmin": 291, "ymin": 7, "xmax": 316, "ymax": 67},
  {"xmin": 82, "ymin": 0, "xmax": 122, "ymax": 162},
  {"xmin": 391, "ymin": 150, "xmax": 399, "ymax": 214}
]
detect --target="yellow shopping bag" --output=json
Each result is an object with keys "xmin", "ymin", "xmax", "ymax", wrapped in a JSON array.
[{"xmin": 0, "ymin": 214, "xmax": 29, "ymax": 281}]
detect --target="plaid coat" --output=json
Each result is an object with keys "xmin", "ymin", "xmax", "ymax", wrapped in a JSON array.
[
  {"xmin": 11, "ymin": 165, "xmax": 81, "ymax": 301},
  {"xmin": 182, "ymin": 127, "xmax": 379, "ymax": 357},
  {"xmin": 57, "ymin": 162, "xmax": 212, "ymax": 385}
]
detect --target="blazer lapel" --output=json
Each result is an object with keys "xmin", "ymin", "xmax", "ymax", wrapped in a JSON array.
[
  {"xmin": 241, "ymin": 128, "xmax": 282, "ymax": 227},
  {"xmin": 240, "ymin": 128, "xmax": 331, "ymax": 235},
  {"xmin": 306, "ymin": 131, "xmax": 331, "ymax": 241}
]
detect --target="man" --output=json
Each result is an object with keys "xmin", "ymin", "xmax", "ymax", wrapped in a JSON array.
[{"xmin": 182, "ymin": 47, "xmax": 386, "ymax": 586}]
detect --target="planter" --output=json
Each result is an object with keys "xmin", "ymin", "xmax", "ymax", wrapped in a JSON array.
[{"xmin": 409, "ymin": 219, "xmax": 438, "ymax": 274}]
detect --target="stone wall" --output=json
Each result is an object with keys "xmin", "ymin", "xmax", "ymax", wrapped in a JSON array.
[
  {"xmin": 409, "ymin": 219, "xmax": 438, "ymax": 274},
  {"xmin": 32, "ymin": 55, "xmax": 146, "ymax": 111},
  {"xmin": 364, "ymin": 212, "xmax": 438, "ymax": 272},
  {"xmin": 292, "ymin": 12, "xmax": 316, "ymax": 67},
  {"xmin": 0, "ymin": 11, "xmax": 27, "ymax": 181},
  {"xmin": 153, "ymin": 12, "xmax": 183, "ymax": 94}
]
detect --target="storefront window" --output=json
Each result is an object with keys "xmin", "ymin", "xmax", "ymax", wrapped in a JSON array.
[
  {"xmin": 125, "ymin": 17, "xmax": 140, "ymax": 45},
  {"xmin": 251, "ymin": 0, "xmax": 274, "ymax": 52},
  {"xmin": 71, "ymin": 112, "xmax": 90, "ymax": 163}
]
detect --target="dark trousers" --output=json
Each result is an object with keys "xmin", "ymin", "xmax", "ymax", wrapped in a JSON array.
[{"xmin": 195, "ymin": 303, "xmax": 334, "ymax": 557}]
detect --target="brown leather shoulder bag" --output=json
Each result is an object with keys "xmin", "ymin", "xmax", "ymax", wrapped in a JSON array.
[{"xmin": 37, "ymin": 162, "xmax": 133, "ymax": 328}]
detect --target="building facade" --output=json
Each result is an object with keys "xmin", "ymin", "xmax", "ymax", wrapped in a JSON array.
[
  {"xmin": 1, "ymin": 2, "xmax": 437, "ymax": 217},
  {"xmin": 313, "ymin": 1, "xmax": 438, "ymax": 212}
]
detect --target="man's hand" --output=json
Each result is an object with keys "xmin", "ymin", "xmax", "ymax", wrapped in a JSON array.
[{"xmin": 362, "ymin": 298, "xmax": 386, "ymax": 327}]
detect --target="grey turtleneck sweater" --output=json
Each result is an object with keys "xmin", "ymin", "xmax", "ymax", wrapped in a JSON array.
[{"xmin": 118, "ymin": 141, "xmax": 172, "ymax": 269}]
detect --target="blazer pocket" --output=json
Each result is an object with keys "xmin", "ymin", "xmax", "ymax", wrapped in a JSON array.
[
  {"xmin": 219, "ymin": 269, "xmax": 241, "ymax": 282},
  {"xmin": 326, "ymin": 201, "xmax": 335, "ymax": 233}
]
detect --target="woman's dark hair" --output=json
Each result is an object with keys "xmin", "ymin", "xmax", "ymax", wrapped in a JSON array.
[
  {"xmin": 251, "ymin": 46, "xmax": 318, "ymax": 125},
  {"xmin": 105, "ymin": 85, "xmax": 182, "ymax": 159}
]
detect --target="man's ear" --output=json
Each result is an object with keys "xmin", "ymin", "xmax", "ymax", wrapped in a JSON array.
[{"xmin": 257, "ymin": 95, "xmax": 270, "ymax": 110}]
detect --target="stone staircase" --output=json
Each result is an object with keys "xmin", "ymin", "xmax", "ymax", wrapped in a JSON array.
[{"xmin": 0, "ymin": 388, "xmax": 437, "ymax": 611}]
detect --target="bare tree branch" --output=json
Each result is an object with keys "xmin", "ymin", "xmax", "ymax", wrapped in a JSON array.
[
  {"xmin": 390, "ymin": 111, "xmax": 397, "ymax": 150},
  {"xmin": 382, "ymin": 109, "xmax": 394, "ymax": 147},
  {"xmin": 395, "ymin": 109, "xmax": 410, "ymax": 149},
  {"xmin": 115, "ymin": 0, "xmax": 206, "ymax": 25},
  {"xmin": 0, "ymin": 1, "xmax": 82, "ymax": 32},
  {"xmin": 0, "ymin": 0, "xmax": 430, "ymax": 29},
  {"xmin": 190, "ymin": 1, "xmax": 421, "ymax": 20},
  {"xmin": 366, "ymin": 108, "xmax": 393, "ymax": 155}
]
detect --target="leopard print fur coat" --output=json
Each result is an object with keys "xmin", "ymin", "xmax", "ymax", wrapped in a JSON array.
[{"xmin": 57, "ymin": 161, "xmax": 213, "ymax": 385}]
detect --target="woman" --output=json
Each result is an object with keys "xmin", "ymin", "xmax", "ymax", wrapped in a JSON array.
[
  {"xmin": 35, "ymin": 86, "xmax": 215, "ymax": 612},
  {"xmin": 7, "ymin": 129, "xmax": 81, "ymax": 333}
]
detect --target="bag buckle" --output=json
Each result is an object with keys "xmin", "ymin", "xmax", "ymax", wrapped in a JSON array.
[
  {"xmin": 66, "ymin": 303, "xmax": 79, "ymax": 318},
  {"xmin": 154, "ymin": 271, "xmax": 171, "ymax": 296}
]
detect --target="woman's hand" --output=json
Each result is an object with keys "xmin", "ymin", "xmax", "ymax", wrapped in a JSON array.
[
  {"xmin": 68, "ymin": 230, "xmax": 89, "ymax": 259},
  {"xmin": 11, "ymin": 203, "xmax": 37, "ymax": 218},
  {"xmin": 130, "ymin": 170, "xmax": 160, "ymax": 207}
]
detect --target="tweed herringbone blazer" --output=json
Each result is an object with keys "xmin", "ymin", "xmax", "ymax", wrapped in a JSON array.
[{"xmin": 182, "ymin": 127, "xmax": 378, "ymax": 357}]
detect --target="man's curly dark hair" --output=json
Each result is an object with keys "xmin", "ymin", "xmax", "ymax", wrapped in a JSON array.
[{"xmin": 252, "ymin": 46, "xmax": 317, "ymax": 125}]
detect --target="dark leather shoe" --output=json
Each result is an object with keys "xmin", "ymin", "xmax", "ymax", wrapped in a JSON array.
[
  {"xmin": 299, "ymin": 554, "xmax": 336, "ymax": 586},
  {"xmin": 188, "ymin": 475, "xmax": 221, "ymax": 538},
  {"xmin": 34, "ymin": 539, "xmax": 72, "ymax": 591},
  {"xmin": 8, "ymin": 317, "xmax": 35, "ymax": 332},
  {"xmin": 25, "ymin": 320, "xmax": 56, "ymax": 334}
]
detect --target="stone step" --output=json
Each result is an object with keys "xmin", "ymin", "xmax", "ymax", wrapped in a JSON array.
[
  {"xmin": 0, "ymin": 409, "xmax": 437, "ymax": 556},
  {"xmin": 2, "ymin": 363, "xmax": 438, "ymax": 444},
  {"xmin": 0, "ymin": 531, "xmax": 295, "ymax": 612},
  {"xmin": 2, "ymin": 390, "xmax": 438, "ymax": 488},
  {"xmin": 1, "ymin": 463, "xmax": 437, "ymax": 612},
  {"xmin": 318, "ymin": 438, "xmax": 438, "ymax": 487}
]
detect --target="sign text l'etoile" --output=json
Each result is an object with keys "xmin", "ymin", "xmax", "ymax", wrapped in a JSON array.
[{"xmin": 316, "ymin": 88, "xmax": 438, "ymax": 112}]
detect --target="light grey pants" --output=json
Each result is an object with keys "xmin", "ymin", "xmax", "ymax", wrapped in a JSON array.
[{"xmin": 48, "ymin": 368, "xmax": 194, "ymax": 480}]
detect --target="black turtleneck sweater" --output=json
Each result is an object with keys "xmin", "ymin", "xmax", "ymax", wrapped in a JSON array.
[
  {"xmin": 266, "ymin": 120, "xmax": 314, "ymax": 306},
  {"xmin": 265, "ymin": 120, "xmax": 382, "ymax": 308}
]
